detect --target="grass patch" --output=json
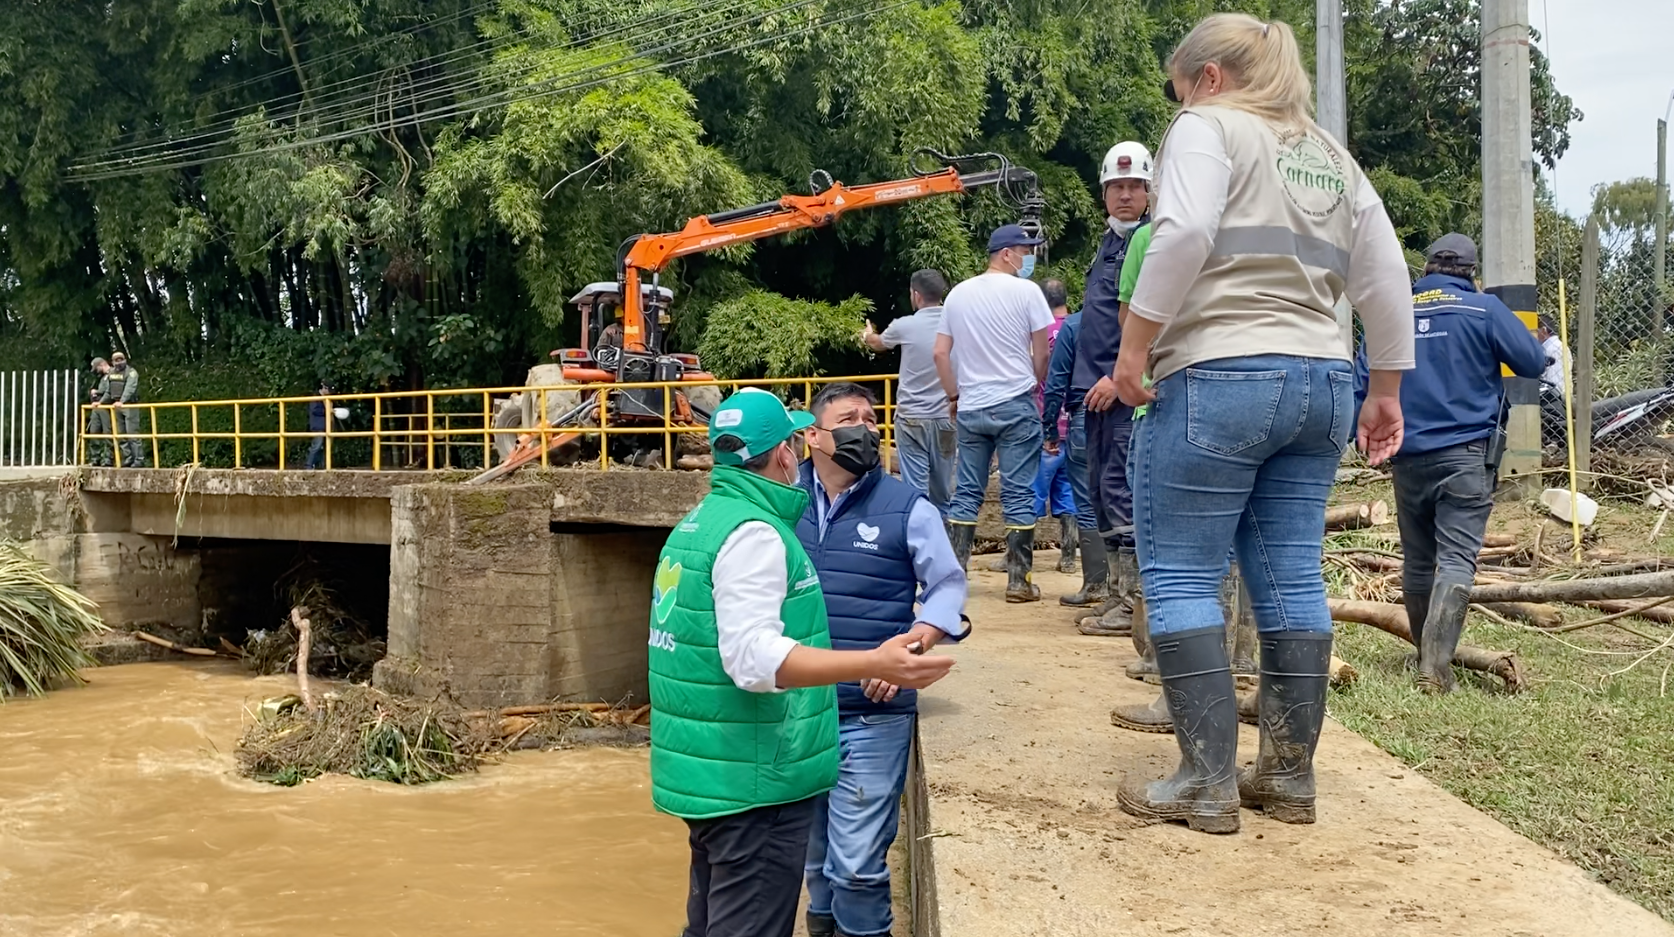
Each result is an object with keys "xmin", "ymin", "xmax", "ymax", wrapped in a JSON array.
[{"xmin": 1329, "ymin": 613, "xmax": 1674, "ymax": 921}]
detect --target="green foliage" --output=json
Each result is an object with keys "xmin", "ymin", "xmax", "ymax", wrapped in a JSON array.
[
  {"xmin": 1591, "ymin": 178, "xmax": 1662, "ymax": 234},
  {"xmin": 0, "ymin": 542, "xmax": 107, "ymax": 699},
  {"xmin": 698, "ymin": 290, "xmax": 870, "ymax": 379}
]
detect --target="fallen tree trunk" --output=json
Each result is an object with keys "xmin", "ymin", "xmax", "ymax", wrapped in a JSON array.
[
  {"xmin": 1469, "ymin": 570, "xmax": 1674, "ymax": 604},
  {"xmin": 1326, "ymin": 599, "xmax": 1527, "ymax": 693},
  {"xmin": 1479, "ymin": 602, "xmax": 1565, "ymax": 629},
  {"xmin": 1580, "ymin": 599, "xmax": 1674, "ymax": 625},
  {"xmin": 132, "ymin": 630, "xmax": 218, "ymax": 658},
  {"xmin": 1325, "ymin": 500, "xmax": 1390, "ymax": 530}
]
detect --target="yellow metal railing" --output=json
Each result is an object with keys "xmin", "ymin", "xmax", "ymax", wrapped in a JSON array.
[{"xmin": 77, "ymin": 374, "xmax": 900, "ymax": 472}]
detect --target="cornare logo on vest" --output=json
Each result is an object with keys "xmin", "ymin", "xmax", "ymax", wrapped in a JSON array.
[
  {"xmin": 1275, "ymin": 133, "xmax": 1346, "ymax": 219},
  {"xmin": 653, "ymin": 558, "xmax": 682, "ymax": 625}
]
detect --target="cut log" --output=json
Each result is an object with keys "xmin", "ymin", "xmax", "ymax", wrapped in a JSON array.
[
  {"xmin": 1481, "ymin": 533, "xmax": 1519, "ymax": 548},
  {"xmin": 1326, "ymin": 599, "xmax": 1527, "ymax": 692},
  {"xmin": 1324, "ymin": 500, "xmax": 1390, "ymax": 531},
  {"xmin": 132, "ymin": 631, "xmax": 218, "ymax": 658},
  {"xmin": 291, "ymin": 606, "xmax": 315, "ymax": 713},
  {"xmin": 1328, "ymin": 656, "xmax": 1358, "ymax": 688},
  {"xmin": 1479, "ymin": 602, "xmax": 1565, "ymax": 629},
  {"xmin": 1469, "ymin": 570, "xmax": 1674, "ymax": 604},
  {"xmin": 1580, "ymin": 599, "xmax": 1674, "ymax": 625}
]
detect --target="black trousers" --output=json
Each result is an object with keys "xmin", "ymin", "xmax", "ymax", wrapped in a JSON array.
[
  {"xmin": 682, "ymin": 796, "xmax": 817, "ymax": 937},
  {"xmin": 1086, "ymin": 405, "xmax": 1135, "ymax": 547},
  {"xmin": 1392, "ymin": 440, "xmax": 1494, "ymax": 598}
]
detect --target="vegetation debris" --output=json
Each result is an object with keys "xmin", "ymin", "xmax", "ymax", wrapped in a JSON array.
[{"xmin": 0, "ymin": 540, "xmax": 107, "ymax": 699}]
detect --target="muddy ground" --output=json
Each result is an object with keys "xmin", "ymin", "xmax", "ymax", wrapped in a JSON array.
[{"xmin": 913, "ymin": 561, "xmax": 1674, "ymax": 937}]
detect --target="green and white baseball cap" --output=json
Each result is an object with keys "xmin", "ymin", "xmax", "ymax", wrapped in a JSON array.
[{"xmin": 708, "ymin": 388, "xmax": 815, "ymax": 466}]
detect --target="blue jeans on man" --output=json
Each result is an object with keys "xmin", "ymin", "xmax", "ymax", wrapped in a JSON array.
[
  {"xmin": 1130, "ymin": 355, "xmax": 1352, "ymax": 638},
  {"xmin": 894, "ymin": 416, "xmax": 955, "ymax": 512},
  {"xmin": 804, "ymin": 712, "xmax": 915, "ymax": 937},
  {"xmin": 1062, "ymin": 408, "xmax": 1097, "ymax": 531},
  {"xmin": 948, "ymin": 392, "xmax": 1042, "ymax": 527},
  {"xmin": 1033, "ymin": 444, "xmax": 1075, "ymax": 518}
]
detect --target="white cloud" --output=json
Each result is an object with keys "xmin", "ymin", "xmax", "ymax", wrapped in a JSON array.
[{"xmin": 1540, "ymin": 0, "xmax": 1674, "ymax": 217}]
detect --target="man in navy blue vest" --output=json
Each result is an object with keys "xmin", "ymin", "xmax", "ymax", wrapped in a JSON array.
[
  {"xmin": 1075, "ymin": 141, "xmax": 1152, "ymax": 636},
  {"xmin": 796, "ymin": 382, "xmax": 969, "ymax": 937},
  {"xmin": 1355, "ymin": 233, "xmax": 1545, "ymax": 694}
]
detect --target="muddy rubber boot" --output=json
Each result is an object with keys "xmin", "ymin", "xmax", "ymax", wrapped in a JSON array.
[
  {"xmin": 1124, "ymin": 593, "xmax": 1158, "ymax": 681},
  {"xmin": 1110, "ymin": 682, "xmax": 1172, "ymax": 733},
  {"xmin": 1236, "ymin": 690, "xmax": 1259, "ymax": 725},
  {"xmin": 1004, "ymin": 527, "xmax": 1041, "ymax": 603},
  {"xmin": 1057, "ymin": 515, "xmax": 1078, "ymax": 573},
  {"xmin": 946, "ymin": 521, "xmax": 976, "ymax": 573},
  {"xmin": 1238, "ymin": 631, "xmax": 1333, "ymax": 824},
  {"xmin": 1401, "ymin": 590, "xmax": 1430, "ymax": 673},
  {"xmin": 1078, "ymin": 545, "xmax": 1136, "ymax": 635},
  {"xmin": 1060, "ymin": 531, "xmax": 1109, "ymax": 607},
  {"xmin": 806, "ymin": 912, "xmax": 836, "ymax": 937},
  {"xmin": 1227, "ymin": 572, "xmax": 1258, "ymax": 688},
  {"xmin": 986, "ymin": 555, "xmax": 1008, "ymax": 573},
  {"xmin": 1416, "ymin": 579, "xmax": 1471, "ymax": 694},
  {"xmin": 1116, "ymin": 626, "xmax": 1241, "ymax": 834}
]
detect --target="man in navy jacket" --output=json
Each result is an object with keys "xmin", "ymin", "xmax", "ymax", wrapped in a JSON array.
[
  {"xmin": 1355, "ymin": 233, "xmax": 1545, "ymax": 694},
  {"xmin": 796, "ymin": 382, "xmax": 968, "ymax": 937}
]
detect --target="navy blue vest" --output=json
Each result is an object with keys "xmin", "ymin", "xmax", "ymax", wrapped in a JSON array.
[{"xmin": 796, "ymin": 463, "xmax": 923, "ymax": 715}]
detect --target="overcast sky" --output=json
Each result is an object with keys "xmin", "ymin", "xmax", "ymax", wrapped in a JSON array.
[{"xmin": 1539, "ymin": 0, "xmax": 1674, "ymax": 217}]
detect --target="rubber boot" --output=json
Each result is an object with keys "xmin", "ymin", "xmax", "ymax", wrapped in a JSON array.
[
  {"xmin": 1401, "ymin": 589, "xmax": 1430, "ymax": 673},
  {"xmin": 1060, "ymin": 530, "xmax": 1109, "ymax": 607},
  {"xmin": 947, "ymin": 522, "xmax": 976, "ymax": 573},
  {"xmin": 1416, "ymin": 578, "xmax": 1471, "ymax": 694},
  {"xmin": 986, "ymin": 555, "xmax": 1008, "ymax": 573},
  {"xmin": 1110, "ymin": 687, "xmax": 1172, "ymax": 732},
  {"xmin": 1004, "ymin": 527, "xmax": 1041, "ymax": 603},
  {"xmin": 1124, "ymin": 592, "xmax": 1157, "ymax": 681},
  {"xmin": 806, "ymin": 912, "xmax": 836, "ymax": 937},
  {"xmin": 1227, "ymin": 572, "xmax": 1259, "ymax": 688},
  {"xmin": 1056, "ymin": 515, "xmax": 1078, "ymax": 573},
  {"xmin": 1078, "ymin": 545, "xmax": 1136, "ymax": 636},
  {"xmin": 1116, "ymin": 626, "xmax": 1241, "ymax": 834},
  {"xmin": 1237, "ymin": 631, "xmax": 1333, "ymax": 824}
]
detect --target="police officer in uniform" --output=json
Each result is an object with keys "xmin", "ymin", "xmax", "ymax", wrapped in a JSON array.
[
  {"xmin": 86, "ymin": 357, "xmax": 113, "ymax": 466},
  {"xmin": 1074, "ymin": 141, "xmax": 1152, "ymax": 636},
  {"xmin": 1355, "ymin": 233, "xmax": 1545, "ymax": 693},
  {"xmin": 102, "ymin": 352, "xmax": 147, "ymax": 467}
]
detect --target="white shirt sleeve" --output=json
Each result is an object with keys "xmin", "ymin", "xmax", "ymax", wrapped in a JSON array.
[
  {"xmin": 1128, "ymin": 113, "xmax": 1231, "ymax": 326},
  {"xmin": 1025, "ymin": 285, "xmax": 1054, "ymax": 332},
  {"xmin": 711, "ymin": 521, "xmax": 800, "ymax": 694},
  {"xmin": 1345, "ymin": 176, "xmax": 1416, "ymax": 371}
]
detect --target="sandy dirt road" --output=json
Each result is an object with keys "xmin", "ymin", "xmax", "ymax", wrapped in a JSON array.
[{"xmin": 913, "ymin": 562, "xmax": 1674, "ymax": 937}]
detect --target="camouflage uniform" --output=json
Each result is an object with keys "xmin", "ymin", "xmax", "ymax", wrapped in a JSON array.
[
  {"xmin": 102, "ymin": 363, "xmax": 147, "ymax": 467},
  {"xmin": 86, "ymin": 373, "xmax": 113, "ymax": 466}
]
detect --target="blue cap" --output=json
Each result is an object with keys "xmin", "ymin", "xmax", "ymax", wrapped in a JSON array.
[{"xmin": 986, "ymin": 224, "xmax": 1044, "ymax": 253}]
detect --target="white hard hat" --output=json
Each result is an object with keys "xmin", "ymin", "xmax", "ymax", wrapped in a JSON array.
[
  {"xmin": 332, "ymin": 407, "xmax": 350, "ymax": 421},
  {"xmin": 1099, "ymin": 141, "xmax": 1153, "ymax": 187}
]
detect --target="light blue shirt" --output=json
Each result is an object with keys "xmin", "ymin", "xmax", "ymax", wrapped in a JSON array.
[{"xmin": 811, "ymin": 469, "xmax": 969, "ymax": 639}]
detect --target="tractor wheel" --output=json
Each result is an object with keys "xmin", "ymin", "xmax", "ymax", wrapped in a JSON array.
[{"xmin": 513, "ymin": 364, "xmax": 591, "ymax": 466}]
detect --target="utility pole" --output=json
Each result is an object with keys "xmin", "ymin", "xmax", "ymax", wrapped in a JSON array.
[
  {"xmin": 1655, "ymin": 104, "xmax": 1669, "ymax": 366},
  {"xmin": 1316, "ymin": 0, "xmax": 1353, "ymax": 353},
  {"xmin": 1481, "ymin": 0, "xmax": 1541, "ymax": 484}
]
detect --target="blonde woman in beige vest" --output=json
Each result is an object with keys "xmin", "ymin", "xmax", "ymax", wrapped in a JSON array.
[{"xmin": 1110, "ymin": 13, "xmax": 1414, "ymax": 834}]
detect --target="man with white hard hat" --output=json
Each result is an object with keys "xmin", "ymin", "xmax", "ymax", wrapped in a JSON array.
[{"xmin": 1070, "ymin": 141, "xmax": 1153, "ymax": 637}]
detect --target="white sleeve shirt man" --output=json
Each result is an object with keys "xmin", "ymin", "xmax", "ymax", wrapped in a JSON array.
[
  {"xmin": 711, "ymin": 521, "xmax": 800, "ymax": 694},
  {"xmin": 935, "ymin": 273, "xmax": 1054, "ymax": 411}
]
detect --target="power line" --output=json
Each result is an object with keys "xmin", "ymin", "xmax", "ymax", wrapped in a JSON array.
[{"xmin": 68, "ymin": 0, "xmax": 866, "ymax": 181}]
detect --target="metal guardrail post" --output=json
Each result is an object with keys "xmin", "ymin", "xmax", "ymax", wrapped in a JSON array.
[
  {"xmin": 191, "ymin": 405, "xmax": 201, "ymax": 465},
  {"xmin": 373, "ymin": 396, "xmax": 382, "ymax": 471},
  {"xmin": 233, "ymin": 404, "xmax": 242, "ymax": 468}
]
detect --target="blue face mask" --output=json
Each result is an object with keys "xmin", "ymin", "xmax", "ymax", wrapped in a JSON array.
[{"xmin": 1016, "ymin": 252, "xmax": 1037, "ymax": 280}]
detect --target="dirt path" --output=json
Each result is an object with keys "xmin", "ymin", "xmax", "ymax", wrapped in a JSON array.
[{"xmin": 914, "ymin": 562, "xmax": 1674, "ymax": 937}]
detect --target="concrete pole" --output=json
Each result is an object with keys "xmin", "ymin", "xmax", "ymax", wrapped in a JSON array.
[
  {"xmin": 1316, "ymin": 0, "xmax": 1355, "ymax": 354},
  {"xmin": 1577, "ymin": 216, "xmax": 1599, "ymax": 486},
  {"xmin": 1481, "ymin": 0, "xmax": 1542, "ymax": 484},
  {"xmin": 1655, "ymin": 117, "xmax": 1668, "ymax": 367}
]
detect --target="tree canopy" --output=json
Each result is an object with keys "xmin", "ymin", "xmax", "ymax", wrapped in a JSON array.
[{"xmin": 0, "ymin": 0, "xmax": 1584, "ymax": 397}]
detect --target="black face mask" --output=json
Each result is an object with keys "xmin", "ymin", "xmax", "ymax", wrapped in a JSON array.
[
  {"xmin": 1163, "ymin": 79, "xmax": 1179, "ymax": 103},
  {"xmin": 827, "ymin": 425, "xmax": 880, "ymax": 476}
]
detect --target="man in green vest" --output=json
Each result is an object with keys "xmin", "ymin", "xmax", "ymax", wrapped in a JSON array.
[{"xmin": 650, "ymin": 387, "xmax": 955, "ymax": 937}]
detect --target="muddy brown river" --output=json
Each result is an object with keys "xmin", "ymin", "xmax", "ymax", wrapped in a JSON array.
[{"xmin": 0, "ymin": 662, "xmax": 689, "ymax": 937}]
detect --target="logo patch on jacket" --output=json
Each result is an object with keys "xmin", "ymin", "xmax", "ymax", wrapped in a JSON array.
[
  {"xmin": 856, "ymin": 523, "xmax": 880, "ymax": 543},
  {"xmin": 1418, "ymin": 319, "xmax": 1430, "ymax": 333},
  {"xmin": 652, "ymin": 557, "xmax": 682, "ymax": 625}
]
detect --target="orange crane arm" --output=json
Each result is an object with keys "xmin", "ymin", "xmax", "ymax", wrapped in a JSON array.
[{"xmin": 615, "ymin": 160, "xmax": 1039, "ymax": 353}]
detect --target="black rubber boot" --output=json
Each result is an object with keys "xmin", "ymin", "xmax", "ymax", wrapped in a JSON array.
[
  {"xmin": 1079, "ymin": 544, "xmax": 1136, "ymax": 635},
  {"xmin": 946, "ymin": 521, "xmax": 976, "ymax": 572},
  {"xmin": 1124, "ymin": 592, "xmax": 1157, "ymax": 681},
  {"xmin": 1004, "ymin": 527, "xmax": 1041, "ymax": 603},
  {"xmin": 1417, "ymin": 578, "xmax": 1471, "ymax": 694},
  {"xmin": 1401, "ymin": 589, "xmax": 1431, "ymax": 673},
  {"xmin": 806, "ymin": 912, "xmax": 836, "ymax": 937},
  {"xmin": 1056, "ymin": 515, "xmax": 1078, "ymax": 573},
  {"xmin": 1060, "ymin": 530, "xmax": 1109, "ymax": 607},
  {"xmin": 1116, "ymin": 626, "xmax": 1241, "ymax": 834},
  {"xmin": 1237, "ymin": 631, "xmax": 1333, "ymax": 824}
]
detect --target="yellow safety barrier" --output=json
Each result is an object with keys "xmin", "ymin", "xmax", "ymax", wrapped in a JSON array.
[{"xmin": 77, "ymin": 374, "xmax": 901, "ymax": 472}]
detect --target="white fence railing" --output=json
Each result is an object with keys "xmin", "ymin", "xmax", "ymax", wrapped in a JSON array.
[{"xmin": 0, "ymin": 370, "xmax": 81, "ymax": 467}]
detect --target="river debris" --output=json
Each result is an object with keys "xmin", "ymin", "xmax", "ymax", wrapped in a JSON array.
[
  {"xmin": 0, "ymin": 540, "xmax": 107, "ymax": 699},
  {"xmin": 236, "ymin": 688, "xmax": 651, "ymax": 787},
  {"xmin": 243, "ymin": 559, "xmax": 384, "ymax": 682}
]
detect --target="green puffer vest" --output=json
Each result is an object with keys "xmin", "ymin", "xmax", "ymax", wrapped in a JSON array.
[{"xmin": 648, "ymin": 466, "xmax": 839, "ymax": 820}]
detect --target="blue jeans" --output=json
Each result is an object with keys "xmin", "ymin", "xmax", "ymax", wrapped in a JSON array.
[
  {"xmin": 1131, "ymin": 355, "xmax": 1353, "ymax": 637},
  {"xmin": 894, "ymin": 415, "xmax": 955, "ymax": 512},
  {"xmin": 949, "ymin": 392, "xmax": 1042, "ymax": 527},
  {"xmin": 805, "ymin": 713, "xmax": 914, "ymax": 937},
  {"xmin": 1063, "ymin": 408, "xmax": 1097, "ymax": 530},
  {"xmin": 1033, "ymin": 446, "xmax": 1075, "ymax": 517}
]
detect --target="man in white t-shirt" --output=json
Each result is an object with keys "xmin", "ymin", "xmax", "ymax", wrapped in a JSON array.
[{"xmin": 932, "ymin": 224, "xmax": 1054, "ymax": 602}]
